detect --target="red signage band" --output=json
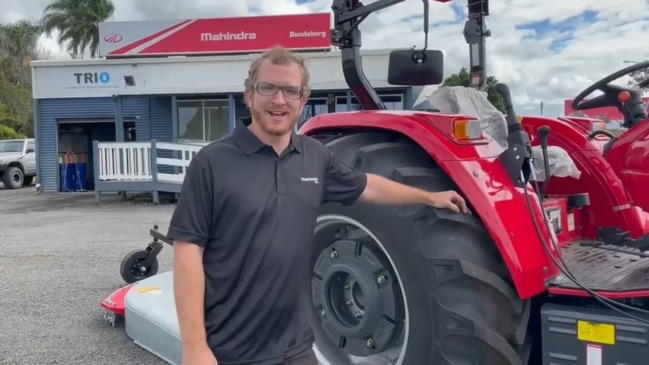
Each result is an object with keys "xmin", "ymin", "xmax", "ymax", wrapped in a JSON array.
[{"xmin": 104, "ymin": 13, "xmax": 332, "ymax": 57}]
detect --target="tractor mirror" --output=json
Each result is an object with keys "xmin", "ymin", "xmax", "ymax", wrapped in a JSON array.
[{"xmin": 387, "ymin": 49, "xmax": 444, "ymax": 86}]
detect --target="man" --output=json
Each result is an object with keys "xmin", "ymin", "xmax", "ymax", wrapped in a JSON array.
[{"xmin": 168, "ymin": 46, "xmax": 469, "ymax": 365}]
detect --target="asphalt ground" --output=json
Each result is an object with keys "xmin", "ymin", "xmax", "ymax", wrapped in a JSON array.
[{"xmin": 0, "ymin": 186, "xmax": 177, "ymax": 364}]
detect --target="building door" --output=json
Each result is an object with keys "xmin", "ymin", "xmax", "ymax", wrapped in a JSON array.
[
  {"xmin": 57, "ymin": 120, "xmax": 116, "ymax": 192},
  {"xmin": 124, "ymin": 121, "xmax": 136, "ymax": 141}
]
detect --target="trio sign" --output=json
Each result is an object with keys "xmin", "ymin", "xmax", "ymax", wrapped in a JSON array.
[
  {"xmin": 66, "ymin": 71, "xmax": 118, "ymax": 91},
  {"xmin": 98, "ymin": 13, "xmax": 332, "ymax": 58},
  {"xmin": 73, "ymin": 71, "xmax": 111, "ymax": 84}
]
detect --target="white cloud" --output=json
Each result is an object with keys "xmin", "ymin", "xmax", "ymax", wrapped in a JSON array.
[{"xmin": 2, "ymin": 0, "xmax": 649, "ymax": 117}]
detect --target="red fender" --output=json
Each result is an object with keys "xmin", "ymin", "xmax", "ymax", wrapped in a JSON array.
[
  {"xmin": 602, "ymin": 117, "xmax": 649, "ymax": 218},
  {"xmin": 519, "ymin": 116, "xmax": 649, "ymax": 239},
  {"xmin": 300, "ymin": 110, "xmax": 559, "ymax": 300}
]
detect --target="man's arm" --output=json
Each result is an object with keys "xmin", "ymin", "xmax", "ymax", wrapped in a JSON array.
[
  {"xmin": 358, "ymin": 173, "xmax": 469, "ymax": 214},
  {"xmin": 173, "ymin": 242, "xmax": 207, "ymax": 348},
  {"xmin": 166, "ymin": 153, "xmax": 214, "ymax": 351},
  {"xmin": 322, "ymin": 147, "xmax": 468, "ymax": 214}
]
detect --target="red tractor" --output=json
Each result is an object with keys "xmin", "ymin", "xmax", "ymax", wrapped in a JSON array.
[
  {"xmin": 298, "ymin": 0, "xmax": 649, "ymax": 364},
  {"xmin": 104, "ymin": 0, "xmax": 649, "ymax": 364}
]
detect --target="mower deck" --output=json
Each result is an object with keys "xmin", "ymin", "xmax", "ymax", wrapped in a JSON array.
[
  {"xmin": 548, "ymin": 241, "xmax": 649, "ymax": 296},
  {"xmin": 122, "ymin": 270, "xmax": 180, "ymax": 364}
]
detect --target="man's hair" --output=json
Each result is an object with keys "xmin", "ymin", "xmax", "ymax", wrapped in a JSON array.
[{"xmin": 244, "ymin": 46, "xmax": 312, "ymax": 99}]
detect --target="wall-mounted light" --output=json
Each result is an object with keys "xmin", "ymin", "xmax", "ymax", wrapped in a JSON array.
[{"xmin": 124, "ymin": 75, "xmax": 136, "ymax": 87}]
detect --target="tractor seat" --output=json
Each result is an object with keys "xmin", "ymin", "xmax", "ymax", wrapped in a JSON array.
[{"xmin": 427, "ymin": 86, "xmax": 581, "ymax": 182}]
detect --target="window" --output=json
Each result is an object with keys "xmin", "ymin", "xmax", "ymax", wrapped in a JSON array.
[
  {"xmin": 297, "ymin": 97, "xmax": 329, "ymax": 130},
  {"xmin": 0, "ymin": 140, "xmax": 24, "ymax": 153},
  {"xmin": 335, "ymin": 96, "xmax": 352, "ymax": 112},
  {"xmin": 178, "ymin": 99, "xmax": 230, "ymax": 142},
  {"xmin": 26, "ymin": 140, "xmax": 35, "ymax": 153}
]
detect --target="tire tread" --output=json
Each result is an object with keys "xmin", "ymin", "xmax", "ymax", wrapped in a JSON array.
[{"xmin": 320, "ymin": 131, "xmax": 531, "ymax": 364}]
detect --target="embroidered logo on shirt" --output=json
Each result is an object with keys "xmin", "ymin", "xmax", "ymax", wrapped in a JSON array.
[{"xmin": 301, "ymin": 177, "xmax": 319, "ymax": 184}]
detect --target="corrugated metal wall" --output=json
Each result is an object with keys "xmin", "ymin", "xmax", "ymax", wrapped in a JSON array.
[
  {"xmin": 122, "ymin": 96, "xmax": 151, "ymax": 140},
  {"xmin": 36, "ymin": 96, "xmax": 173, "ymax": 193},
  {"xmin": 37, "ymin": 97, "xmax": 115, "ymax": 193},
  {"xmin": 149, "ymin": 97, "xmax": 173, "ymax": 142}
]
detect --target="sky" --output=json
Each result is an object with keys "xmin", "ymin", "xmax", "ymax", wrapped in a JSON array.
[{"xmin": 3, "ymin": 0, "xmax": 649, "ymax": 117}]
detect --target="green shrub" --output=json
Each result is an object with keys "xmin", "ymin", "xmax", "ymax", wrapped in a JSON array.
[{"xmin": 0, "ymin": 125, "xmax": 26, "ymax": 140}]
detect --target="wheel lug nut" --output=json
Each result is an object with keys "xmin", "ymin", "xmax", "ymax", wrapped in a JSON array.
[
  {"xmin": 377, "ymin": 275, "xmax": 387, "ymax": 284},
  {"xmin": 330, "ymin": 251, "xmax": 338, "ymax": 259},
  {"xmin": 355, "ymin": 312, "xmax": 362, "ymax": 318},
  {"xmin": 366, "ymin": 338, "xmax": 374, "ymax": 348},
  {"xmin": 320, "ymin": 310, "xmax": 327, "ymax": 317},
  {"xmin": 346, "ymin": 300, "xmax": 353, "ymax": 306}
]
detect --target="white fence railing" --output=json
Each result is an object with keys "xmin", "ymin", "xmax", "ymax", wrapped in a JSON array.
[
  {"xmin": 95, "ymin": 140, "xmax": 208, "ymax": 184},
  {"xmin": 155, "ymin": 141, "xmax": 205, "ymax": 184},
  {"xmin": 97, "ymin": 142, "xmax": 153, "ymax": 181}
]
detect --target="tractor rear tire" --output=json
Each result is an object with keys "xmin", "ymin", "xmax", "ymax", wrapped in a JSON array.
[{"xmin": 310, "ymin": 131, "xmax": 532, "ymax": 365}]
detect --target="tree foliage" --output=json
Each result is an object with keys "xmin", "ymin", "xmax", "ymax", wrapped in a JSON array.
[
  {"xmin": 40, "ymin": 0, "xmax": 115, "ymax": 58},
  {"xmin": 0, "ymin": 20, "xmax": 48, "ymax": 140},
  {"xmin": 442, "ymin": 67, "xmax": 506, "ymax": 113},
  {"xmin": 0, "ymin": 0, "xmax": 117, "ymax": 140}
]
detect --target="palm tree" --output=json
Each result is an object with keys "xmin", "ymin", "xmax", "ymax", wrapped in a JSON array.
[
  {"xmin": 40, "ymin": 0, "xmax": 115, "ymax": 58},
  {"xmin": 0, "ymin": 20, "xmax": 44, "ymax": 85}
]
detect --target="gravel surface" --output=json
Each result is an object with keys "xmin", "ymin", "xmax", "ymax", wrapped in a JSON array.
[{"xmin": 0, "ymin": 186, "xmax": 177, "ymax": 364}]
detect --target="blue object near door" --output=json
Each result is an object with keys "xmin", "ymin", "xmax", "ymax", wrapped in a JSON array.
[
  {"xmin": 59, "ymin": 162, "xmax": 88, "ymax": 192},
  {"xmin": 76, "ymin": 162, "xmax": 88, "ymax": 191}
]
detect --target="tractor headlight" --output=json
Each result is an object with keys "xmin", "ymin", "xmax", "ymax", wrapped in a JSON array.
[{"xmin": 453, "ymin": 119, "xmax": 483, "ymax": 140}]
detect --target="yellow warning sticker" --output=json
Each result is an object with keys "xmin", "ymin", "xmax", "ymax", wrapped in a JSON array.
[
  {"xmin": 135, "ymin": 286, "xmax": 162, "ymax": 294},
  {"xmin": 577, "ymin": 321, "xmax": 615, "ymax": 345}
]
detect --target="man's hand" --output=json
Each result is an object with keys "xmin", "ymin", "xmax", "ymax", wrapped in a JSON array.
[
  {"xmin": 428, "ymin": 190, "xmax": 470, "ymax": 214},
  {"xmin": 182, "ymin": 344, "xmax": 218, "ymax": 365}
]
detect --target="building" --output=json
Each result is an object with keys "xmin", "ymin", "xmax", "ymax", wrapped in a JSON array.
[{"xmin": 30, "ymin": 13, "xmax": 420, "ymax": 196}]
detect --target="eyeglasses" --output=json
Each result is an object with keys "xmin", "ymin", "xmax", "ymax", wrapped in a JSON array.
[{"xmin": 255, "ymin": 81, "xmax": 304, "ymax": 100}]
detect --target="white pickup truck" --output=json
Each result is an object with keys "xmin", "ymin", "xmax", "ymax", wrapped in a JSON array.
[{"xmin": 0, "ymin": 138, "xmax": 37, "ymax": 189}]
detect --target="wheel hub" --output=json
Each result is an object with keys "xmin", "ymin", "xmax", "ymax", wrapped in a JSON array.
[
  {"xmin": 131, "ymin": 260, "xmax": 149, "ymax": 275},
  {"xmin": 11, "ymin": 171, "xmax": 21, "ymax": 184},
  {"xmin": 312, "ymin": 237, "xmax": 403, "ymax": 357}
]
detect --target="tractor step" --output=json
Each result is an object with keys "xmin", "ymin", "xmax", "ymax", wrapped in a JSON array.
[{"xmin": 548, "ymin": 242, "xmax": 649, "ymax": 294}]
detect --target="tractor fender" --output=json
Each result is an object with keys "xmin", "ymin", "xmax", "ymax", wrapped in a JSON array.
[
  {"xmin": 520, "ymin": 115, "xmax": 649, "ymax": 238},
  {"xmin": 300, "ymin": 111, "xmax": 558, "ymax": 300}
]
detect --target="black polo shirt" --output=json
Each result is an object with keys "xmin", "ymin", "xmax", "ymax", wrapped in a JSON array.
[{"xmin": 166, "ymin": 117, "xmax": 368, "ymax": 365}]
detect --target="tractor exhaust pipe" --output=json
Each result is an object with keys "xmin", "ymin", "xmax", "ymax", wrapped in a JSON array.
[
  {"xmin": 537, "ymin": 125, "xmax": 552, "ymax": 198},
  {"xmin": 494, "ymin": 83, "xmax": 534, "ymax": 187}
]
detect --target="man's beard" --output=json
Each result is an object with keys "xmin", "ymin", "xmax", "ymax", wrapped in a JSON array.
[{"xmin": 251, "ymin": 108, "xmax": 298, "ymax": 136}]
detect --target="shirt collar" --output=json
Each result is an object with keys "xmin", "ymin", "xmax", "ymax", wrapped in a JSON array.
[{"xmin": 233, "ymin": 116, "xmax": 303, "ymax": 155}]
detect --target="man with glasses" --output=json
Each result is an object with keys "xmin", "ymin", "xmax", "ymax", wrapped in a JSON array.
[{"xmin": 168, "ymin": 46, "xmax": 469, "ymax": 365}]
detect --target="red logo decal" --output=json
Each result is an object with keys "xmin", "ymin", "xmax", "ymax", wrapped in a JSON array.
[{"xmin": 104, "ymin": 34, "xmax": 123, "ymax": 43}]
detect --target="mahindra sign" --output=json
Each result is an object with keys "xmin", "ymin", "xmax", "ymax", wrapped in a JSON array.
[{"xmin": 98, "ymin": 13, "xmax": 331, "ymax": 57}]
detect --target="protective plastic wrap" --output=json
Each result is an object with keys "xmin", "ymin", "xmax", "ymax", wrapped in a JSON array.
[
  {"xmin": 428, "ymin": 86, "xmax": 509, "ymax": 148},
  {"xmin": 428, "ymin": 86, "xmax": 581, "ymax": 181},
  {"xmin": 531, "ymin": 146, "xmax": 582, "ymax": 181}
]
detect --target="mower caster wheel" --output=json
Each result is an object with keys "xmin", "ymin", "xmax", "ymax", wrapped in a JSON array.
[{"xmin": 120, "ymin": 249, "xmax": 159, "ymax": 284}]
